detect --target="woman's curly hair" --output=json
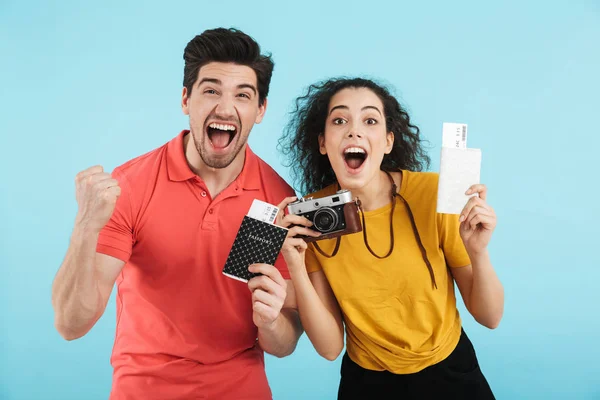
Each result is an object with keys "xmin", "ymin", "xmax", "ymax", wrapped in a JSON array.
[{"xmin": 278, "ymin": 77, "xmax": 431, "ymax": 195}]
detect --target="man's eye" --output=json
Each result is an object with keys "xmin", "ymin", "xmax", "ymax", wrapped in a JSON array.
[
  {"xmin": 333, "ymin": 118, "xmax": 347, "ymax": 125},
  {"xmin": 238, "ymin": 93, "xmax": 250, "ymax": 99},
  {"xmin": 205, "ymin": 89, "xmax": 217, "ymax": 95},
  {"xmin": 365, "ymin": 118, "xmax": 377, "ymax": 125}
]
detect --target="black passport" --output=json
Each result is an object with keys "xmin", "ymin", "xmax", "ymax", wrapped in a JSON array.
[{"xmin": 222, "ymin": 215, "xmax": 288, "ymax": 282}]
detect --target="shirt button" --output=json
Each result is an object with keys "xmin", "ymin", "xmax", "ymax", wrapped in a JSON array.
[
  {"xmin": 208, "ymin": 209, "xmax": 214, "ymax": 214},
  {"xmin": 235, "ymin": 187, "xmax": 239, "ymax": 191},
  {"xmin": 201, "ymin": 191, "xmax": 207, "ymax": 197}
]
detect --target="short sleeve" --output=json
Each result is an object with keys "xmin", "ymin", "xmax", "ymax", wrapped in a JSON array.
[
  {"xmin": 437, "ymin": 212, "xmax": 471, "ymax": 268},
  {"xmin": 305, "ymin": 244, "xmax": 323, "ymax": 274},
  {"xmin": 96, "ymin": 169, "xmax": 135, "ymax": 262}
]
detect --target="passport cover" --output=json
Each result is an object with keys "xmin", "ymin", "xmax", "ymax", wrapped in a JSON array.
[{"xmin": 222, "ymin": 215, "xmax": 288, "ymax": 282}]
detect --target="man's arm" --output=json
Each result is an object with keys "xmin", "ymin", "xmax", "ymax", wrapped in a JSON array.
[
  {"xmin": 52, "ymin": 229, "xmax": 124, "ymax": 340},
  {"xmin": 51, "ymin": 165, "xmax": 126, "ymax": 340},
  {"xmin": 248, "ymin": 266, "xmax": 303, "ymax": 357}
]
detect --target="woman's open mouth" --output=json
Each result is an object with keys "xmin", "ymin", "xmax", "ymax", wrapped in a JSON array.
[
  {"xmin": 343, "ymin": 146, "xmax": 368, "ymax": 173},
  {"xmin": 206, "ymin": 122, "xmax": 238, "ymax": 150}
]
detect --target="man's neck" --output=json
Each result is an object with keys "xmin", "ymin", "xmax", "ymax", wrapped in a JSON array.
[
  {"xmin": 344, "ymin": 171, "xmax": 398, "ymax": 212},
  {"xmin": 184, "ymin": 134, "xmax": 245, "ymax": 199}
]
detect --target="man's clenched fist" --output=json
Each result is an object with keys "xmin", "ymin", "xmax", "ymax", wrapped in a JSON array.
[{"xmin": 74, "ymin": 165, "xmax": 121, "ymax": 233}]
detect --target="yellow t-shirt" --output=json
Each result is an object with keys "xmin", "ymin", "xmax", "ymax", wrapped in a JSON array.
[{"xmin": 305, "ymin": 170, "xmax": 471, "ymax": 374}]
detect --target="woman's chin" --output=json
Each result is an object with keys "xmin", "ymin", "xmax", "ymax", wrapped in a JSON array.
[
  {"xmin": 336, "ymin": 174, "xmax": 370, "ymax": 193},
  {"xmin": 331, "ymin": 159, "xmax": 377, "ymax": 190}
]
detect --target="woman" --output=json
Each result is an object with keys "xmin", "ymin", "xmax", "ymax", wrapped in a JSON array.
[{"xmin": 275, "ymin": 77, "xmax": 504, "ymax": 399}]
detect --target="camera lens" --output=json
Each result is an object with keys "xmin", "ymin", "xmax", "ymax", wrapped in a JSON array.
[{"xmin": 313, "ymin": 207, "xmax": 338, "ymax": 233}]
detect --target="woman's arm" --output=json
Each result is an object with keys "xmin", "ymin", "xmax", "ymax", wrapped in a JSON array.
[
  {"xmin": 453, "ymin": 184, "xmax": 504, "ymax": 329},
  {"xmin": 276, "ymin": 197, "xmax": 345, "ymax": 360},
  {"xmin": 451, "ymin": 256, "xmax": 504, "ymax": 329},
  {"xmin": 289, "ymin": 266, "xmax": 344, "ymax": 360}
]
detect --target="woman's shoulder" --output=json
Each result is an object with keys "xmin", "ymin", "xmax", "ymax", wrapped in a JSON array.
[
  {"xmin": 401, "ymin": 170, "xmax": 440, "ymax": 201},
  {"xmin": 305, "ymin": 183, "xmax": 339, "ymax": 199},
  {"xmin": 402, "ymin": 169, "xmax": 439, "ymax": 190}
]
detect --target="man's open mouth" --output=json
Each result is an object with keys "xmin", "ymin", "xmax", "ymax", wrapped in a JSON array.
[
  {"xmin": 343, "ymin": 146, "xmax": 368, "ymax": 170},
  {"xmin": 206, "ymin": 122, "xmax": 238, "ymax": 149}
]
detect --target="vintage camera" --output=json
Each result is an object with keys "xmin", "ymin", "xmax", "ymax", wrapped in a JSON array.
[{"xmin": 286, "ymin": 189, "xmax": 362, "ymax": 242}]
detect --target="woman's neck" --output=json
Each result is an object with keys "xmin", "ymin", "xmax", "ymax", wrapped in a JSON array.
[{"xmin": 344, "ymin": 170, "xmax": 398, "ymax": 212}]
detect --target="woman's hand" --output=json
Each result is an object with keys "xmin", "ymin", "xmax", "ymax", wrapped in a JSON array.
[
  {"xmin": 275, "ymin": 197, "xmax": 321, "ymax": 272},
  {"xmin": 459, "ymin": 184, "xmax": 497, "ymax": 256}
]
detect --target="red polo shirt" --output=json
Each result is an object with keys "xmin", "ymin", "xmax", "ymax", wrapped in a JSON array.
[{"xmin": 97, "ymin": 130, "xmax": 294, "ymax": 400}]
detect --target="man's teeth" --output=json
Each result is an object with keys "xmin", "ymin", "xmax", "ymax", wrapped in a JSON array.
[
  {"xmin": 209, "ymin": 123, "xmax": 236, "ymax": 131},
  {"xmin": 344, "ymin": 147, "xmax": 366, "ymax": 154}
]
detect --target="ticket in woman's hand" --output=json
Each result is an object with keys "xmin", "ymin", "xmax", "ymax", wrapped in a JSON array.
[
  {"xmin": 437, "ymin": 123, "xmax": 480, "ymax": 214},
  {"xmin": 442, "ymin": 122, "xmax": 468, "ymax": 149}
]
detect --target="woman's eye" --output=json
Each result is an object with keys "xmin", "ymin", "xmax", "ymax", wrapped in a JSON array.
[
  {"xmin": 365, "ymin": 118, "xmax": 377, "ymax": 125},
  {"xmin": 333, "ymin": 118, "xmax": 347, "ymax": 125}
]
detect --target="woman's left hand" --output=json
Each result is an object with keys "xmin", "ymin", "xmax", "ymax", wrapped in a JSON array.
[{"xmin": 459, "ymin": 184, "xmax": 497, "ymax": 255}]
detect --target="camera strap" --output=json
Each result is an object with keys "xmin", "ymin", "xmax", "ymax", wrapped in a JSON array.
[
  {"xmin": 312, "ymin": 235, "xmax": 341, "ymax": 258},
  {"xmin": 353, "ymin": 170, "xmax": 396, "ymax": 259}
]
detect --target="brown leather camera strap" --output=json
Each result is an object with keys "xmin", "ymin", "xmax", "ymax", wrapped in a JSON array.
[
  {"xmin": 313, "ymin": 236, "xmax": 341, "ymax": 258},
  {"xmin": 314, "ymin": 171, "xmax": 437, "ymax": 289},
  {"xmin": 379, "ymin": 171, "xmax": 437, "ymax": 289}
]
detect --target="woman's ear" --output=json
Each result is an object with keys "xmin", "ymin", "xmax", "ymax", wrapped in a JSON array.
[
  {"xmin": 384, "ymin": 131, "xmax": 394, "ymax": 154},
  {"xmin": 318, "ymin": 133, "xmax": 327, "ymax": 155}
]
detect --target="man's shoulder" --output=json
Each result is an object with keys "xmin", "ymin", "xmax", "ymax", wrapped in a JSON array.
[
  {"xmin": 252, "ymin": 152, "xmax": 294, "ymax": 193},
  {"xmin": 112, "ymin": 139, "xmax": 170, "ymax": 186}
]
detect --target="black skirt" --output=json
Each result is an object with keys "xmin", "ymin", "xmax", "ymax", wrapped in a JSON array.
[{"xmin": 338, "ymin": 329, "xmax": 495, "ymax": 400}]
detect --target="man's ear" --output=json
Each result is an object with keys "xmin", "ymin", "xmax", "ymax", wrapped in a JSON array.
[
  {"xmin": 181, "ymin": 87, "xmax": 190, "ymax": 115},
  {"xmin": 255, "ymin": 98, "xmax": 268, "ymax": 124},
  {"xmin": 318, "ymin": 134, "xmax": 327, "ymax": 155},
  {"xmin": 384, "ymin": 131, "xmax": 394, "ymax": 154}
]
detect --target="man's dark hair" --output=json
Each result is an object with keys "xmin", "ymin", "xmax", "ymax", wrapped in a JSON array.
[
  {"xmin": 278, "ymin": 77, "xmax": 431, "ymax": 195},
  {"xmin": 183, "ymin": 28, "xmax": 274, "ymax": 106}
]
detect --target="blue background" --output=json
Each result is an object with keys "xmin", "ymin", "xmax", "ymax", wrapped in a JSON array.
[{"xmin": 1, "ymin": 1, "xmax": 599, "ymax": 399}]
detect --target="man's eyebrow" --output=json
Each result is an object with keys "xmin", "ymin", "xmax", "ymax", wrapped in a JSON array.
[
  {"xmin": 197, "ymin": 79, "xmax": 257, "ymax": 96},
  {"xmin": 237, "ymin": 83, "xmax": 257, "ymax": 96},
  {"xmin": 329, "ymin": 105, "xmax": 349, "ymax": 115},
  {"xmin": 197, "ymin": 78, "xmax": 221, "ymax": 87}
]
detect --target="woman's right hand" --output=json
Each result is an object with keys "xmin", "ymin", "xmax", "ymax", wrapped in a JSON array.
[{"xmin": 275, "ymin": 197, "xmax": 321, "ymax": 272}]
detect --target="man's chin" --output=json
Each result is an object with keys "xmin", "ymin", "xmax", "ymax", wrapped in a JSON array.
[
  {"xmin": 193, "ymin": 132, "xmax": 247, "ymax": 169},
  {"xmin": 199, "ymin": 154, "xmax": 233, "ymax": 169},
  {"xmin": 199, "ymin": 147, "xmax": 245, "ymax": 169}
]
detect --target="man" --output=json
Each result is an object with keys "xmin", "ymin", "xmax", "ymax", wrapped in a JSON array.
[{"xmin": 51, "ymin": 28, "xmax": 302, "ymax": 400}]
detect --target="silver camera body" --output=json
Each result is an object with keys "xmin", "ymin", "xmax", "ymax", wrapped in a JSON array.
[{"xmin": 286, "ymin": 189, "xmax": 355, "ymax": 235}]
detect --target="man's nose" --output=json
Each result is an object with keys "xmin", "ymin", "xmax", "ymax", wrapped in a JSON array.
[{"xmin": 214, "ymin": 96, "xmax": 236, "ymax": 119}]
